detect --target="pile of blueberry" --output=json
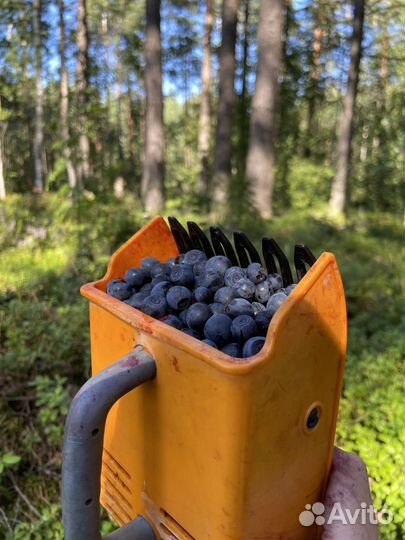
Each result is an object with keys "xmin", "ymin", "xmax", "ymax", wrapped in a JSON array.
[{"xmin": 106, "ymin": 250, "xmax": 296, "ymax": 359}]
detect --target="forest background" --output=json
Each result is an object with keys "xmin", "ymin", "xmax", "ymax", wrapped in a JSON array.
[{"xmin": 0, "ymin": 0, "xmax": 404, "ymax": 538}]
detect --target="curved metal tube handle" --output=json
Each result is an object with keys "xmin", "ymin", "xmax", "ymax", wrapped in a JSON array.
[{"xmin": 62, "ymin": 345, "xmax": 157, "ymax": 540}]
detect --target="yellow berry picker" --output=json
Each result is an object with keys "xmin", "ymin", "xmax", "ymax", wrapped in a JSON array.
[{"xmin": 62, "ymin": 216, "xmax": 347, "ymax": 540}]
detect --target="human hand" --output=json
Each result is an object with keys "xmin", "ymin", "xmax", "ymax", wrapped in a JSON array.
[{"xmin": 322, "ymin": 448, "xmax": 379, "ymax": 540}]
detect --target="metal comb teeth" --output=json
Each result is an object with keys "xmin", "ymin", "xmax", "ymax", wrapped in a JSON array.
[{"xmin": 168, "ymin": 217, "xmax": 317, "ymax": 286}]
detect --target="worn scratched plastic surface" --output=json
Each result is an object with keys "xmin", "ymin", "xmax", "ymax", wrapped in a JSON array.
[{"xmin": 80, "ymin": 216, "xmax": 347, "ymax": 540}]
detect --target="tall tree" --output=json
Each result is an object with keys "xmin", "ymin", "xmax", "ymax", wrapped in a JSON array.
[
  {"xmin": 236, "ymin": 0, "xmax": 250, "ymax": 172},
  {"xmin": 197, "ymin": 0, "xmax": 214, "ymax": 198},
  {"xmin": 329, "ymin": 0, "xmax": 365, "ymax": 214},
  {"xmin": 372, "ymin": 30, "xmax": 389, "ymax": 154},
  {"xmin": 58, "ymin": 0, "xmax": 77, "ymax": 190},
  {"xmin": 141, "ymin": 0, "xmax": 165, "ymax": 212},
  {"xmin": 305, "ymin": 0, "xmax": 325, "ymax": 156},
  {"xmin": 212, "ymin": 0, "xmax": 239, "ymax": 206},
  {"xmin": 245, "ymin": 0, "xmax": 284, "ymax": 218},
  {"xmin": 0, "ymin": 97, "xmax": 5, "ymax": 200},
  {"xmin": 76, "ymin": 0, "xmax": 91, "ymax": 186},
  {"xmin": 33, "ymin": 0, "xmax": 44, "ymax": 193}
]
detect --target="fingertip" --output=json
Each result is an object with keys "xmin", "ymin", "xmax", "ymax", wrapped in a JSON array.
[{"xmin": 332, "ymin": 448, "xmax": 367, "ymax": 475}]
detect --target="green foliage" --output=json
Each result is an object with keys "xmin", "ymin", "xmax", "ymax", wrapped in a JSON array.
[
  {"xmin": 337, "ymin": 343, "xmax": 405, "ymax": 539},
  {"xmin": 0, "ymin": 453, "xmax": 21, "ymax": 476},
  {"xmin": 31, "ymin": 376, "xmax": 70, "ymax": 445},
  {"xmin": 278, "ymin": 157, "xmax": 334, "ymax": 211},
  {"xmin": 5, "ymin": 505, "xmax": 64, "ymax": 540}
]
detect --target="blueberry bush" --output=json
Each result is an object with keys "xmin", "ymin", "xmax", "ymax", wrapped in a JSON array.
[{"xmin": 0, "ymin": 194, "xmax": 403, "ymax": 539}]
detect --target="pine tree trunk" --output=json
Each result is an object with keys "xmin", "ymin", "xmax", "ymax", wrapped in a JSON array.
[
  {"xmin": 58, "ymin": 0, "xmax": 77, "ymax": 190},
  {"xmin": 237, "ymin": 0, "xmax": 250, "ymax": 172},
  {"xmin": 141, "ymin": 0, "xmax": 165, "ymax": 213},
  {"xmin": 197, "ymin": 0, "xmax": 214, "ymax": 198},
  {"xmin": 76, "ymin": 0, "xmax": 91, "ymax": 186},
  {"xmin": 372, "ymin": 31, "xmax": 389, "ymax": 154},
  {"xmin": 212, "ymin": 0, "xmax": 239, "ymax": 206},
  {"xmin": 245, "ymin": 0, "xmax": 284, "ymax": 219},
  {"xmin": 33, "ymin": 0, "xmax": 44, "ymax": 193},
  {"xmin": 329, "ymin": 0, "xmax": 365, "ymax": 215},
  {"xmin": 305, "ymin": 2, "xmax": 324, "ymax": 157},
  {"xmin": 115, "ymin": 45, "xmax": 125, "ymax": 163},
  {"xmin": 126, "ymin": 82, "xmax": 139, "ymax": 191}
]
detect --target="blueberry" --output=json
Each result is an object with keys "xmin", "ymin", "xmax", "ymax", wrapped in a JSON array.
[
  {"xmin": 182, "ymin": 328, "xmax": 201, "ymax": 339},
  {"xmin": 143, "ymin": 295, "xmax": 167, "ymax": 318},
  {"xmin": 159, "ymin": 314, "xmax": 183, "ymax": 330},
  {"xmin": 221, "ymin": 342, "xmax": 243, "ymax": 358},
  {"xmin": 243, "ymin": 336, "xmax": 266, "ymax": 358},
  {"xmin": 267, "ymin": 273, "xmax": 283, "ymax": 293},
  {"xmin": 193, "ymin": 286, "xmax": 213, "ymax": 303},
  {"xmin": 203, "ymin": 314, "xmax": 232, "ymax": 347},
  {"xmin": 166, "ymin": 256, "xmax": 177, "ymax": 266},
  {"xmin": 255, "ymin": 310, "xmax": 273, "ymax": 335},
  {"xmin": 231, "ymin": 315, "xmax": 258, "ymax": 343},
  {"xmin": 202, "ymin": 339, "xmax": 218, "ymax": 349},
  {"xmin": 246, "ymin": 262, "xmax": 267, "ymax": 284},
  {"xmin": 251, "ymin": 301, "xmax": 266, "ymax": 316},
  {"xmin": 209, "ymin": 302, "xmax": 225, "ymax": 314},
  {"xmin": 224, "ymin": 266, "xmax": 246, "ymax": 287},
  {"xmin": 205, "ymin": 255, "xmax": 232, "ymax": 276},
  {"xmin": 166, "ymin": 286, "xmax": 192, "ymax": 310},
  {"xmin": 186, "ymin": 303, "xmax": 213, "ymax": 331},
  {"xmin": 184, "ymin": 249, "xmax": 207, "ymax": 265},
  {"xmin": 125, "ymin": 268, "xmax": 147, "ymax": 289},
  {"xmin": 140, "ymin": 282, "xmax": 153, "ymax": 294},
  {"xmin": 179, "ymin": 308, "xmax": 189, "ymax": 325},
  {"xmin": 107, "ymin": 279, "xmax": 132, "ymax": 301},
  {"xmin": 285, "ymin": 283, "xmax": 297, "ymax": 295},
  {"xmin": 255, "ymin": 281, "xmax": 271, "ymax": 303},
  {"xmin": 233, "ymin": 278, "xmax": 256, "ymax": 300},
  {"xmin": 214, "ymin": 286, "xmax": 237, "ymax": 305},
  {"xmin": 124, "ymin": 291, "xmax": 149, "ymax": 310},
  {"xmin": 225, "ymin": 298, "xmax": 254, "ymax": 318},
  {"xmin": 151, "ymin": 280, "xmax": 171, "ymax": 297},
  {"xmin": 175, "ymin": 253, "xmax": 186, "ymax": 264},
  {"xmin": 193, "ymin": 261, "xmax": 207, "ymax": 280},
  {"xmin": 202, "ymin": 270, "xmax": 224, "ymax": 291},
  {"xmin": 151, "ymin": 275, "xmax": 168, "ymax": 286},
  {"xmin": 151, "ymin": 263, "xmax": 172, "ymax": 279},
  {"xmin": 141, "ymin": 257, "xmax": 160, "ymax": 273},
  {"xmin": 266, "ymin": 291, "xmax": 288, "ymax": 315},
  {"xmin": 170, "ymin": 264, "xmax": 195, "ymax": 288}
]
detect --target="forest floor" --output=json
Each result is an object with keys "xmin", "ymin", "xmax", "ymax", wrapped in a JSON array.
[{"xmin": 0, "ymin": 194, "xmax": 404, "ymax": 540}]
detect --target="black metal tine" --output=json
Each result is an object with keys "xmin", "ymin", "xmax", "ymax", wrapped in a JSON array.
[
  {"xmin": 210, "ymin": 227, "xmax": 239, "ymax": 266},
  {"xmin": 262, "ymin": 237, "xmax": 293, "ymax": 286},
  {"xmin": 262, "ymin": 237, "xmax": 278, "ymax": 274},
  {"xmin": 168, "ymin": 216, "xmax": 193, "ymax": 253},
  {"xmin": 234, "ymin": 231, "xmax": 261, "ymax": 268},
  {"xmin": 187, "ymin": 221, "xmax": 215, "ymax": 258},
  {"xmin": 294, "ymin": 244, "xmax": 317, "ymax": 282}
]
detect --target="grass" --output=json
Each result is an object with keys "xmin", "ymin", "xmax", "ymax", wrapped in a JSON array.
[{"xmin": 0, "ymin": 194, "xmax": 403, "ymax": 539}]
